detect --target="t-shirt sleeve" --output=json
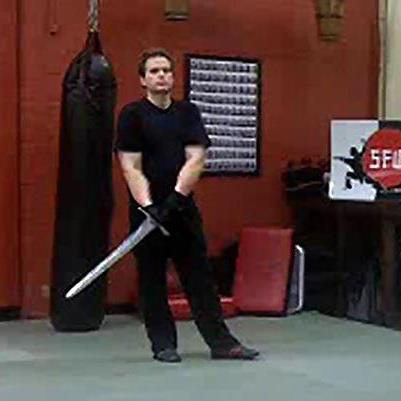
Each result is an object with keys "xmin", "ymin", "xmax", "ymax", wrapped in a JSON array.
[
  {"xmin": 183, "ymin": 102, "xmax": 211, "ymax": 148},
  {"xmin": 114, "ymin": 104, "xmax": 144, "ymax": 152}
]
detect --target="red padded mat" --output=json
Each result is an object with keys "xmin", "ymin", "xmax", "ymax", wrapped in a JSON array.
[{"xmin": 233, "ymin": 227, "xmax": 294, "ymax": 314}]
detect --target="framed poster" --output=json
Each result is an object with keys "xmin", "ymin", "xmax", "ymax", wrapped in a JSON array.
[
  {"xmin": 330, "ymin": 120, "xmax": 401, "ymax": 201},
  {"xmin": 185, "ymin": 54, "xmax": 261, "ymax": 175}
]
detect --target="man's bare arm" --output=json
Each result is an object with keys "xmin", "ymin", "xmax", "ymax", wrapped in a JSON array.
[
  {"xmin": 175, "ymin": 145, "xmax": 206, "ymax": 196},
  {"xmin": 117, "ymin": 151, "xmax": 152, "ymax": 207}
]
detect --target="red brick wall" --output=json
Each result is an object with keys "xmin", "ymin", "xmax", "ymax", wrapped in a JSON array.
[
  {"xmin": 0, "ymin": 0, "xmax": 20, "ymax": 308},
  {"xmin": 12, "ymin": 0, "xmax": 379, "ymax": 316}
]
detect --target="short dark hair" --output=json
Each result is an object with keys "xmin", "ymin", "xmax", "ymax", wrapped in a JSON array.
[{"xmin": 138, "ymin": 48, "xmax": 175, "ymax": 77}]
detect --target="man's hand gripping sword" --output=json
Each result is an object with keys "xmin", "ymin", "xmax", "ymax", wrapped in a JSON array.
[{"xmin": 65, "ymin": 207, "xmax": 169, "ymax": 299}]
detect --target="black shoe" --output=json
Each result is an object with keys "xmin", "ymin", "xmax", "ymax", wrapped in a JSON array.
[
  {"xmin": 153, "ymin": 349, "xmax": 182, "ymax": 363},
  {"xmin": 211, "ymin": 344, "xmax": 260, "ymax": 360}
]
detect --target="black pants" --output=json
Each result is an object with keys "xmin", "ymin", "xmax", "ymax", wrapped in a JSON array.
[{"xmin": 131, "ymin": 200, "xmax": 239, "ymax": 354}]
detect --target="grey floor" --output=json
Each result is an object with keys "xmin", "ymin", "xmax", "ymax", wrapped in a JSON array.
[{"xmin": 0, "ymin": 312, "xmax": 400, "ymax": 401}]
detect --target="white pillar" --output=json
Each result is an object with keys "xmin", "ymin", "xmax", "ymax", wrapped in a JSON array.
[{"xmin": 381, "ymin": 0, "xmax": 401, "ymax": 119}]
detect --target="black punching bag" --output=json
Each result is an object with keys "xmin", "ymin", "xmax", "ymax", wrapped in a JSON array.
[{"xmin": 50, "ymin": 31, "xmax": 116, "ymax": 331}]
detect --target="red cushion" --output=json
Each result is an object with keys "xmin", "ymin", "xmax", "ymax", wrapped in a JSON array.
[
  {"xmin": 233, "ymin": 227, "xmax": 294, "ymax": 314},
  {"xmin": 168, "ymin": 295, "xmax": 238, "ymax": 320}
]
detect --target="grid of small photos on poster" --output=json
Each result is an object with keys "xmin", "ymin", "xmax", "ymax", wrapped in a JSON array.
[{"xmin": 186, "ymin": 55, "xmax": 261, "ymax": 175}]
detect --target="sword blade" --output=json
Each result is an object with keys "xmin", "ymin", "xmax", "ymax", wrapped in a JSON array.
[{"xmin": 65, "ymin": 215, "xmax": 158, "ymax": 299}]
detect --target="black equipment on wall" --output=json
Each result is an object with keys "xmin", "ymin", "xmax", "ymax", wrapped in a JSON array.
[{"xmin": 50, "ymin": 31, "xmax": 116, "ymax": 331}]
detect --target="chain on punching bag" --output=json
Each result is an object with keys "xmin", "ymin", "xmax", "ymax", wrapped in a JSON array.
[
  {"xmin": 88, "ymin": 0, "xmax": 100, "ymax": 32},
  {"xmin": 50, "ymin": 0, "xmax": 117, "ymax": 331}
]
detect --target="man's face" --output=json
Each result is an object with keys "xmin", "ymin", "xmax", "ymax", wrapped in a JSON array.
[{"xmin": 140, "ymin": 56, "xmax": 174, "ymax": 94}]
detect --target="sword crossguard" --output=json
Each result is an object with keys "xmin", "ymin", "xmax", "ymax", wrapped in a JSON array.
[{"xmin": 138, "ymin": 207, "xmax": 170, "ymax": 236}]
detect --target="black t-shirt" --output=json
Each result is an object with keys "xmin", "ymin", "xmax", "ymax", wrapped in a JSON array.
[{"xmin": 115, "ymin": 98, "xmax": 211, "ymax": 204}]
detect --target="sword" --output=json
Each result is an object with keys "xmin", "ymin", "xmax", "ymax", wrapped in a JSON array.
[{"xmin": 65, "ymin": 207, "xmax": 169, "ymax": 299}]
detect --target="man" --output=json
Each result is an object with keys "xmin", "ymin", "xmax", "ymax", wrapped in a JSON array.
[{"xmin": 115, "ymin": 48, "xmax": 259, "ymax": 363}]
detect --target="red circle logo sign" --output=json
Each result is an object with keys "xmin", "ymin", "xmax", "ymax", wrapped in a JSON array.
[{"xmin": 362, "ymin": 128, "xmax": 401, "ymax": 189}]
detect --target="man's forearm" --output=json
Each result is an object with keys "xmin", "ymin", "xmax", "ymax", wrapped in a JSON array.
[
  {"xmin": 175, "ymin": 158, "xmax": 204, "ymax": 196},
  {"xmin": 122, "ymin": 168, "xmax": 152, "ymax": 207}
]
